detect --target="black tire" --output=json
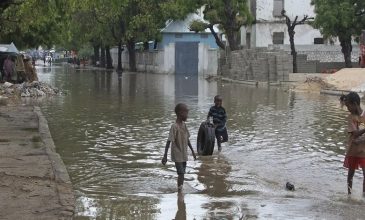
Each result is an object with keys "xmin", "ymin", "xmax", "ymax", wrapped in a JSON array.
[{"xmin": 197, "ymin": 121, "xmax": 215, "ymax": 155}]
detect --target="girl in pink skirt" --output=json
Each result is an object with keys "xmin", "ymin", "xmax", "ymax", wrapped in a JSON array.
[{"xmin": 341, "ymin": 92, "xmax": 365, "ymax": 195}]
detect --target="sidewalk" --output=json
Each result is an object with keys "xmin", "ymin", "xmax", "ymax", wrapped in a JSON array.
[{"xmin": 0, "ymin": 105, "xmax": 74, "ymax": 220}]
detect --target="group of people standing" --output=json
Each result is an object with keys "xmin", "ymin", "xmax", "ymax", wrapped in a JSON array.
[
  {"xmin": 162, "ymin": 92, "xmax": 365, "ymax": 197},
  {"xmin": 1, "ymin": 54, "xmax": 38, "ymax": 83}
]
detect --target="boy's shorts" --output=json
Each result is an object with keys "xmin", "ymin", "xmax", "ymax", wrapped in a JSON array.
[
  {"xmin": 215, "ymin": 127, "xmax": 228, "ymax": 143},
  {"xmin": 175, "ymin": 162, "xmax": 187, "ymax": 174}
]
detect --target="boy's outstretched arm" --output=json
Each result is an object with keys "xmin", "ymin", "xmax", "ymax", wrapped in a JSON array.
[
  {"xmin": 188, "ymin": 140, "xmax": 196, "ymax": 160},
  {"xmin": 161, "ymin": 141, "xmax": 171, "ymax": 165}
]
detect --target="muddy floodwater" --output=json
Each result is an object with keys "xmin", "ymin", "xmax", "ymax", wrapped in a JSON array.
[{"xmin": 33, "ymin": 64, "xmax": 365, "ymax": 219}]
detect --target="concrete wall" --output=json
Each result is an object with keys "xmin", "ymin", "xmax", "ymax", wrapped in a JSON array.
[
  {"xmin": 111, "ymin": 43, "xmax": 218, "ymax": 76},
  {"xmin": 296, "ymin": 53, "xmax": 361, "ymax": 73},
  {"xmin": 220, "ymin": 48, "xmax": 292, "ymax": 82},
  {"xmin": 199, "ymin": 44, "xmax": 219, "ymax": 76}
]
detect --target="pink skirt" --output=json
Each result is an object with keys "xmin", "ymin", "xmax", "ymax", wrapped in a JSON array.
[{"xmin": 343, "ymin": 156, "xmax": 365, "ymax": 170}]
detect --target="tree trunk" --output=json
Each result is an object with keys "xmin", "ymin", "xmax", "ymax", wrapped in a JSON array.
[
  {"xmin": 117, "ymin": 41, "xmax": 123, "ymax": 72},
  {"xmin": 143, "ymin": 42, "xmax": 149, "ymax": 51},
  {"xmin": 127, "ymin": 39, "xmax": 137, "ymax": 72},
  {"xmin": 339, "ymin": 36, "xmax": 353, "ymax": 68},
  {"xmin": 100, "ymin": 45, "xmax": 106, "ymax": 68},
  {"xmin": 105, "ymin": 45, "xmax": 113, "ymax": 69},
  {"xmin": 93, "ymin": 45, "xmax": 99, "ymax": 66},
  {"xmin": 223, "ymin": 0, "xmax": 239, "ymax": 51},
  {"xmin": 226, "ymin": 29, "xmax": 239, "ymax": 51},
  {"xmin": 288, "ymin": 29, "xmax": 297, "ymax": 73}
]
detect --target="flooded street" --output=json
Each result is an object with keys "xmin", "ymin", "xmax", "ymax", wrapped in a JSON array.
[{"xmin": 33, "ymin": 64, "xmax": 365, "ymax": 219}]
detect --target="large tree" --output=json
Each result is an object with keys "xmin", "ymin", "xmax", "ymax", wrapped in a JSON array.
[
  {"xmin": 0, "ymin": 0, "xmax": 69, "ymax": 49},
  {"xmin": 190, "ymin": 0, "xmax": 253, "ymax": 51},
  {"xmin": 311, "ymin": 0, "xmax": 365, "ymax": 68}
]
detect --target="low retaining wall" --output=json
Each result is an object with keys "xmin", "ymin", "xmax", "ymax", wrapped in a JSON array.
[{"xmin": 220, "ymin": 48, "xmax": 292, "ymax": 82}]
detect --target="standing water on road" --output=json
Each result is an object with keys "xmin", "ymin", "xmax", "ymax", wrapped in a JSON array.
[{"xmin": 33, "ymin": 64, "xmax": 365, "ymax": 219}]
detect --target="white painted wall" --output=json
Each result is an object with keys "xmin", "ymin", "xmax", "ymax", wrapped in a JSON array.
[
  {"xmin": 241, "ymin": 0, "xmax": 324, "ymax": 47},
  {"xmin": 256, "ymin": 0, "xmax": 315, "ymax": 21},
  {"xmin": 111, "ymin": 43, "xmax": 218, "ymax": 75},
  {"xmin": 253, "ymin": 23, "xmax": 322, "ymax": 47},
  {"xmin": 199, "ymin": 44, "xmax": 218, "ymax": 76},
  {"xmin": 163, "ymin": 44, "xmax": 175, "ymax": 74}
]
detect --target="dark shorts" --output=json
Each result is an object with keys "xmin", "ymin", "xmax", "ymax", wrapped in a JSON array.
[
  {"xmin": 175, "ymin": 162, "xmax": 187, "ymax": 174},
  {"xmin": 215, "ymin": 127, "xmax": 228, "ymax": 143}
]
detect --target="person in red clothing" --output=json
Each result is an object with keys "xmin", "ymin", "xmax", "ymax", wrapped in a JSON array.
[{"xmin": 341, "ymin": 92, "xmax": 365, "ymax": 195}]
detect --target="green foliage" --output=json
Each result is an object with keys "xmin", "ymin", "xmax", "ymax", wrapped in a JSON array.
[
  {"xmin": 0, "ymin": 0, "xmax": 70, "ymax": 49},
  {"xmin": 311, "ymin": 0, "xmax": 365, "ymax": 40},
  {"xmin": 78, "ymin": 43, "xmax": 93, "ymax": 59},
  {"xmin": 312, "ymin": 0, "xmax": 365, "ymax": 66},
  {"xmin": 200, "ymin": 0, "xmax": 253, "ymax": 31},
  {"xmin": 187, "ymin": 0, "xmax": 253, "ymax": 50},
  {"xmin": 190, "ymin": 20, "xmax": 209, "ymax": 33},
  {"xmin": 160, "ymin": 0, "xmax": 200, "ymax": 20}
]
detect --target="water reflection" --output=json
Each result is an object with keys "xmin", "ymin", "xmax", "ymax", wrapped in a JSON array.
[
  {"xmin": 198, "ymin": 155, "xmax": 232, "ymax": 197},
  {"xmin": 175, "ymin": 75, "xmax": 198, "ymax": 99},
  {"xmin": 175, "ymin": 193, "xmax": 186, "ymax": 220}
]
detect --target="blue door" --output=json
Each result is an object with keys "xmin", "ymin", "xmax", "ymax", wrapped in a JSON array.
[{"xmin": 175, "ymin": 42, "xmax": 199, "ymax": 76}]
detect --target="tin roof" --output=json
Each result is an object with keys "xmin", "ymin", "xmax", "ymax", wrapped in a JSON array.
[{"xmin": 0, "ymin": 42, "xmax": 19, "ymax": 54}]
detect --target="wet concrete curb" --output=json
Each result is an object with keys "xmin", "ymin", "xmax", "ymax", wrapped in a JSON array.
[
  {"xmin": 320, "ymin": 89, "xmax": 351, "ymax": 96},
  {"xmin": 34, "ymin": 106, "xmax": 75, "ymax": 218},
  {"xmin": 221, "ymin": 77, "xmax": 288, "ymax": 87}
]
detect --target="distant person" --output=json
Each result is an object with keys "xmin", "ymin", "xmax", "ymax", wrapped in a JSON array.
[
  {"xmin": 43, "ymin": 55, "xmax": 46, "ymax": 66},
  {"xmin": 24, "ymin": 56, "xmax": 38, "ymax": 82},
  {"xmin": 161, "ymin": 103, "xmax": 197, "ymax": 192},
  {"xmin": 340, "ymin": 92, "xmax": 365, "ymax": 195},
  {"xmin": 3, "ymin": 55, "xmax": 15, "ymax": 82},
  {"xmin": 207, "ymin": 95, "xmax": 228, "ymax": 152},
  {"xmin": 48, "ymin": 56, "xmax": 52, "ymax": 65}
]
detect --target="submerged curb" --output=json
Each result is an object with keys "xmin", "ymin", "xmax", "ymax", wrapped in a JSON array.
[
  {"xmin": 320, "ymin": 89, "xmax": 351, "ymax": 96},
  {"xmin": 34, "ymin": 106, "xmax": 75, "ymax": 219}
]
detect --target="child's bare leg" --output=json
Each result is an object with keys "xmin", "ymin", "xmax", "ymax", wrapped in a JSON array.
[
  {"xmin": 348, "ymin": 169, "xmax": 355, "ymax": 194},
  {"xmin": 216, "ymin": 136, "xmax": 222, "ymax": 152},
  {"xmin": 178, "ymin": 174, "xmax": 184, "ymax": 191}
]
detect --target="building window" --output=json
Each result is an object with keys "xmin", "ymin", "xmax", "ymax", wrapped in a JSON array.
[
  {"xmin": 273, "ymin": 32, "xmax": 284, "ymax": 44},
  {"xmin": 273, "ymin": 0, "xmax": 284, "ymax": 17},
  {"xmin": 314, "ymin": 38, "xmax": 324, "ymax": 44},
  {"xmin": 175, "ymin": 33, "xmax": 183, "ymax": 38},
  {"xmin": 200, "ymin": 34, "xmax": 208, "ymax": 39}
]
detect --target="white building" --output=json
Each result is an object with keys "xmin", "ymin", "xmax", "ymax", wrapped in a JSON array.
[{"xmin": 241, "ymin": 0, "xmax": 324, "ymax": 48}]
